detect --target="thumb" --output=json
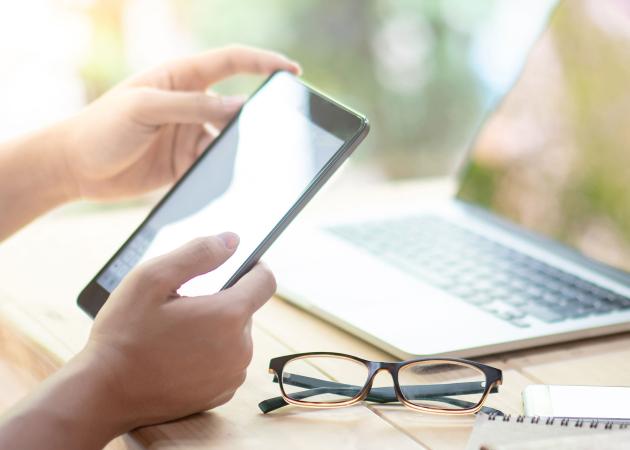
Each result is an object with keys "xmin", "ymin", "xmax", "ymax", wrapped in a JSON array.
[
  {"xmin": 128, "ymin": 88, "xmax": 245, "ymax": 126},
  {"xmin": 137, "ymin": 233, "xmax": 240, "ymax": 295}
]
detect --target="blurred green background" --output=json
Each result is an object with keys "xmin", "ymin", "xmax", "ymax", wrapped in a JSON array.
[
  {"xmin": 0, "ymin": 0, "xmax": 555, "ymax": 181},
  {"xmin": 1, "ymin": 0, "xmax": 628, "ymax": 189}
]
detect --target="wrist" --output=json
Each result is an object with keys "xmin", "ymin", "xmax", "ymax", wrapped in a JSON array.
[
  {"xmin": 41, "ymin": 119, "xmax": 81, "ymax": 203},
  {"xmin": 44, "ymin": 348, "xmax": 132, "ymax": 447},
  {"xmin": 14, "ymin": 120, "xmax": 80, "ymax": 204},
  {"xmin": 61, "ymin": 348, "xmax": 134, "ymax": 437},
  {"xmin": 0, "ymin": 121, "xmax": 80, "ymax": 239}
]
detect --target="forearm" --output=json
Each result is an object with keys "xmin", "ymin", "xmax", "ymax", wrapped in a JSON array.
[
  {"xmin": 0, "ymin": 350, "xmax": 129, "ymax": 450},
  {"xmin": 0, "ymin": 122, "xmax": 77, "ymax": 240}
]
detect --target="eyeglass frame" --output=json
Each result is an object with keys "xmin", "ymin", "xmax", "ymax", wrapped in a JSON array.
[{"xmin": 260, "ymin": 352, "xmax": 503, "ymax": 415}]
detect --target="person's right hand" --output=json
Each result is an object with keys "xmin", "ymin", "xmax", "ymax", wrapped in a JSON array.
[{"xmin": 83, "ymin": 232, "xmax": 276, "ymax": 430}]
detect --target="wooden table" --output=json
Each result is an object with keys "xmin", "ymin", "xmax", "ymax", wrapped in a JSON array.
[{"xmin": 1, "ymin": 179, "xmax": 630, "ymax": 450}]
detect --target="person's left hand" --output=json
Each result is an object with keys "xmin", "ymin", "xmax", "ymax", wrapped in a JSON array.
[{"xmin": 59, "ymin": 45, "xmax": 301, "ymax": 200}]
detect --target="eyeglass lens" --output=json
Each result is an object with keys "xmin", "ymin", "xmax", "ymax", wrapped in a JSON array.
[
  {"xmin": 281, "ymin": 355, "xmax": 369, "ymax": 404},
  {"xmin": 398, "ymin": 361, "xmax": 488, "ymax": 410}
]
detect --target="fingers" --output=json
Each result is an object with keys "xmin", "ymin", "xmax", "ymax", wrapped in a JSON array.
[
  {"xmin": 128, "ymin": 88, "xmax": 246, "ymax": 127},
  {"xmin": 214, "ymin": 263, "xmax": 277, "ymax": 316},
  {"xmin": 135, "ymin": 234, "xmax": 240, "ymax": 295},
  {"xmin": 195, "ymin": 128, "xmax": 217, "ymax": 158},
  {"xmin": 186, "ymin": 262, "xmax": 276, "ymax": 322},
  {"xmin": 168, "ymin": 44, "xmax": 301, "ymax": 90},
  {"xmin": 170, "ymin": 124, "xmax": 216, "ymax": 179}
]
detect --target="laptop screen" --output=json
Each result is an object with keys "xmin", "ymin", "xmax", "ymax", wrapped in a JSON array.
[{"xmin": 457, "ymin": 1, "xmax": 630, "ymax": 274}]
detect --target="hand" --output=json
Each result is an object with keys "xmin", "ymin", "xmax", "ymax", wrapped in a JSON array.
[
  {"xmin": 0, "ymin": 233, "xmax": 276, "ymax": 449},
  {"xmin": 60, "ymin": 45, "xmax": 301, "ymax": 200},
  {"xmin": 84, "ymin": 233, "xmax": 276, "ymax": 428}
]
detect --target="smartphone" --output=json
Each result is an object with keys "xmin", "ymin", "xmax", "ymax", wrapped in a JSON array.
[
  {"xmin": 523, "ymin": 384, "xmax": 630, "ymax": 419},
  {"xmin": 77, "ymin": 71, "xmax": 369, "ymax": 317}
]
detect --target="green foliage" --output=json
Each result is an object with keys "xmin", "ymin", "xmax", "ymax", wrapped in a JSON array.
[{"xmin": 457, "ymin": 160, "xmax": 499, "ymax": 208}]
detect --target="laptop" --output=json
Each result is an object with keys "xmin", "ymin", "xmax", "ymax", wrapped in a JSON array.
[{"xmin": 265, "ymin": 2, "xmax": 630, "ymax": 358}]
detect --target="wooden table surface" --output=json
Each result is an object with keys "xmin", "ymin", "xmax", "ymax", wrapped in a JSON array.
[{"xmin": 1, "ymin": 178, "xmax": 630, "ymax": 450}]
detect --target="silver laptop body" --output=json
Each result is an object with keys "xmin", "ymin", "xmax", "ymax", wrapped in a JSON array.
[{"xmin": 265, "ymin": 2, "xmax": 630, "ymax": 358}]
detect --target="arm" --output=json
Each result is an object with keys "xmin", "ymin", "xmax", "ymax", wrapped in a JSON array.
[
  {"xmin": 0, "ymin": 123, "xmax": 75, "ymax": 240},
  {"xmin": 0, "ymin": 350, "xmax": 127, "ymax": 449}
]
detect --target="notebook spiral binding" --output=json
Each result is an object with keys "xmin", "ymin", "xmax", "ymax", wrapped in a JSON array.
[{"xmin": 486, "ymin": 413, "xmax": 630, "ymax": 430}]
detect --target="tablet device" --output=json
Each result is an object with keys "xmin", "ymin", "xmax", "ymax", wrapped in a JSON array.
[{"xmin": 77, "ymin": 71, "xmax": 369, "ymax": 317}]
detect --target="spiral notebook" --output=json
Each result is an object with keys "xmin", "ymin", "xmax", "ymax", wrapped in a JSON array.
[{"xmin": 465, "ymin": 413, "xmax": 630, "ymax": 450}]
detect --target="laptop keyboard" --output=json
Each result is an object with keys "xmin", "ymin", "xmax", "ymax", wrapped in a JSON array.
[{"xmin": 327, "ymin": 215, "xmax": 630, "ymax": 328}]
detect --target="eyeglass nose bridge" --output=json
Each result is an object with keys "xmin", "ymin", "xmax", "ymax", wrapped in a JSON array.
[{"xmin": 360, "ymin": 362, "xmax": 404, "ymax": 402}]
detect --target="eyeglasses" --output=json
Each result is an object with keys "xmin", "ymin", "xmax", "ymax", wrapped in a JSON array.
[{"xmin": 259, "ymin": 352, "xmax": 503, "ymax": 415}]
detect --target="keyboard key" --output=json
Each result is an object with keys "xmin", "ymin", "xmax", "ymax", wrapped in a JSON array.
[
  {"xmin": 482, "ymin": 302, "xmax": 527, "ymax": 320},
  {"xmin": 590, "ymin": 301, "xmax": 615, "ymax": 314},
  {"xmin": 567, "ymin": 307, "xmax": 593, "ymax": 319},
  {"xmin": 603, "ymin": 294, "xmax": 630, "ymax": 309},
  {"xmin": 502, "ymin": 294, "xmax": 529, "ymax": 306},
  {"xmin": 463, "ymin": 293, "xmax": 493, "ymax": 306},
  {"xmin": 519, "ymin": 303, "xmax": 566, "ymax": 323},
  {"xmin": 539, "ymin": 292, "xmax": 572, "ymax": 309},
  {"xmin": 524, "ymin": 285, "xmax": 544, "ymax": 297},
  {"xmin": 575, "ymin": 292, "xmax": 598, "ymax": 306},
  {"xmin": 509, "ymin": 319, "xmax": 532, "ymax": 328}
]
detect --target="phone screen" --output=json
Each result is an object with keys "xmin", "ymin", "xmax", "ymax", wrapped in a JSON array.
[{"xmin": 94, "ymin": 72, "xmax": 360, "ymax": 297}]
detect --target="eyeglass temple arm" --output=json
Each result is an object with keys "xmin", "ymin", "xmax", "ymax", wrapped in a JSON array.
[
  {"xmin": 259, "ymin": 373, "xmax": 501, "ymax": 415},
  {"xmin": 259, "ymin": 392, "xmax": 502, "ymax": 415},
  {"xmin": 281, "ymin": 373, "xmax": 497, "ymax": 402}
]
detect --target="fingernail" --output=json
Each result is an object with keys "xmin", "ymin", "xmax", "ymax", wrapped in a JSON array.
[
  {"xmin": 221, "ymin": 95, "xmax": 247, "ymax": 107},
  {"xmin": 217, "ymin": 232, "xmax": 239, "ymax": 250}
]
